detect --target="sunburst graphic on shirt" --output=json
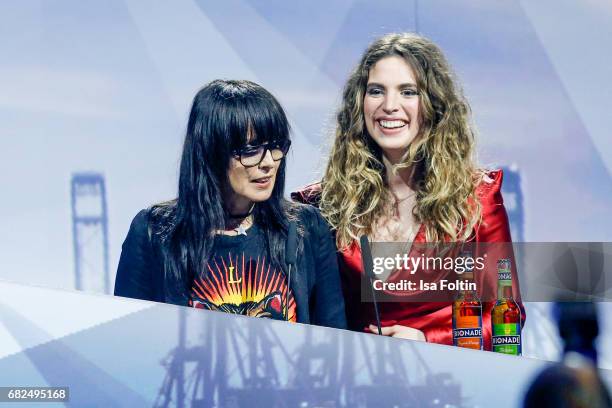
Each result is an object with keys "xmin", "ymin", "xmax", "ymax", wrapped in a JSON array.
[{"xmin": 189, "ymin": 253, "xmax": 296, "ymax": 322}]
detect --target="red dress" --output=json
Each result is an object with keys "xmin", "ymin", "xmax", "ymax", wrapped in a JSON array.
[{"xmin": 292, "ymin": 169, "xmax": 526, "ymax": 350}]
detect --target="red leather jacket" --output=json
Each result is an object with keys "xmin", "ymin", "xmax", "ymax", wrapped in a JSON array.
[{"xmin": 292, "ymin": 169, "xmax": 525, "ymax": 350}]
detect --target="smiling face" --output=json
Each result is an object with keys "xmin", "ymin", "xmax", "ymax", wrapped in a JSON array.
[
  {"xmin": 225, "ymin": 147, "xmax": 279, "ymax": 214},
  {"xmin": 363, "ymin": 55, "xmax": 421, "ymax": 163}
]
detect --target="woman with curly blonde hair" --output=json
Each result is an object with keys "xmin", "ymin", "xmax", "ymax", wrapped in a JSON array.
[{"xmin": 293, "ymin": 33, "xmax": 524, "ymax": 349}]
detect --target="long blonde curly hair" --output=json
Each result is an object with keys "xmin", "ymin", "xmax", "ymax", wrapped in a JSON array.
[{"xmin": 321, "ymin": 33, "xmax": 482, "ymax": 248}]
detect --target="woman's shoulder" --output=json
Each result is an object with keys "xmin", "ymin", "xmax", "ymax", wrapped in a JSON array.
[
  {"xmin": 127, "ymin": 208, "xmax": 152, "ymax": 234},
  {"xmin": 290, "ymin": 181, "xmax": 322, "ymax": 207},
  {"xmin": 291, "ymin": 200, "xmax": 324, "ymax": 226},
  {"xmin": 124, "ymin": 201, "xmax": 176, "ymax": 244},
  {"xmin": 119, "ymin": 209, "xmax": 156, "ymax": 262},
  {"xmin": 287, "ymin": 199, "xmax": 331, "ymax": 242},
  {"xmin": 474, "ymin": 168, "xmax": 504, "ymax": 205},
  {"xmin": 472, "ymin": 169, "xmax": 513, "ymax": 242}
]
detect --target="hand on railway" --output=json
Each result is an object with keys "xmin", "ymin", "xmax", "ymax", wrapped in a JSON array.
[{"xmin": 368, "ymin": 324, "xmax": 426, "ymax": 341}]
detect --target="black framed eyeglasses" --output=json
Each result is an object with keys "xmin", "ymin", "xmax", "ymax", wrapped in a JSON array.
[{"xmin": 232, "ymin": 140, "xmax": 291, "ymax": 168}]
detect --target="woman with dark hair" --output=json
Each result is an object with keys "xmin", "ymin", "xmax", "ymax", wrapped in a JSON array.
[
  {"xmin": 115, "ymin": 79, "xmax": 346, "ymax": 328},
  {"xmin": 293, "ymin": 33, "xmax": 524, "ymax": 348}
]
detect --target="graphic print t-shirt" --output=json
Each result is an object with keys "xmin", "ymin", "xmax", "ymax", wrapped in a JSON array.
[{"xmin": 187, "ymin": 225, "xmax": 296, "ymax": 322}]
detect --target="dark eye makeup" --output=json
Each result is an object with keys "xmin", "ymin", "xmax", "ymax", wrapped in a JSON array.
[{"xmin": 366, "ymin": 85, "xmax": 419, "ymax": 97}]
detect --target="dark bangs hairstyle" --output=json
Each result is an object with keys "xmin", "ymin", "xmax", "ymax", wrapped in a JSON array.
[{"xmin": 151, "ymin": 79, "xmax": 298, "ymax": 301}]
